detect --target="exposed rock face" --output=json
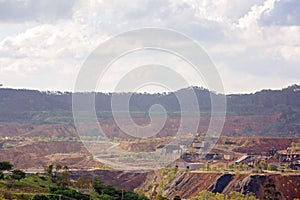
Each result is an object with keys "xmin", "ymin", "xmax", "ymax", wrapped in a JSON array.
[
  {"xmin": 208, "ymin": 174, "xmax": 233, "ymax": 193},
  {"xmin": 239, "ymin": 175, "xmax": 266, "ymax": 196},
  {"xmin": 168, "ymin": 172, "xmax": 186, "ymax": 189},
  {"xmin": 207, "ymin": 174, "xmax": 266, "ymax": 197},
  {"xmin": 138, "ymin": 172, "xmax": 300, "ymax": 200},
  {"xmin": 69, "ymin": 171, "xmax": 298, "ymax": 200}
]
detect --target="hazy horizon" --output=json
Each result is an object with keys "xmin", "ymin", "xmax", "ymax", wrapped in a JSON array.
[{"xmin": 0, "ymin": 83, "xmax": 299, "ymax": 95}]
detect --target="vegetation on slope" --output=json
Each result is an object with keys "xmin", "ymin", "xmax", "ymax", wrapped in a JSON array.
[
  {"xmin": 0, "ymin": 85, "xmax": 300, "ymax": 136},
  {"xmin": 0, "ymin": 162, "xmax": 149, "ymax": 200},
  {"xmin": 0, "ymin": 85, "xmax": 299, "ymax": 121}
]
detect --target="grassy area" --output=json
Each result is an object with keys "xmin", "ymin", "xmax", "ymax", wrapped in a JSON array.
[
  {"xmin": 14, "ymin": 175, "xmax": 56, "ymax": 193},
  {"xmin": 0, "ymin": 172, "xmax": 150, "ymax": 200},
  {"xmin": 0, "ymin": 174, "xmax": 56, "ymax": 194}
]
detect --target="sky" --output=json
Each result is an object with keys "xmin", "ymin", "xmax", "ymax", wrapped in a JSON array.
[{"xmin": 0, "ymin": 0, "xmax": 299, "ymax": 94}]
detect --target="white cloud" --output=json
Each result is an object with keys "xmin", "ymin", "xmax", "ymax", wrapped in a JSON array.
[
  {"xmin": 0, "ymin": 0, "xmax": 299, "ymax": 93},
  {"xmin": 0, "ymin": 0, "xmax": 77, "ymax": 22},
  {"xmin": 237, "ymin": 0, "xmax": 278, "ymax": 29},
  {"xmin": 260, "ymin": 0, "xmax": 300, "ymax": 26}
]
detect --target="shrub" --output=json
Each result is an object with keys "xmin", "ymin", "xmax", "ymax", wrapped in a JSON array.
[
  {"xmin": 31, "ymin": 194, "xmax": 50, "ymax": 200},
  {"xmin": 49, "ymin": 185, "xmax": 90, "ymax": 200},
  {"xmin": 190, "ymin": 190, "xmax": 258, "ymax": 200},
  {"xmin": 259, "ymin": 161, "xmax": 267, "ymax": 170},
  {"xmin": 93, "ymin": 180, "xmax": 149, "ymax": 200},
  {"xmin": 156, "ymin": 194, "xmax": 169, "ymax": 200},
  {"xmin": 228, "ymin": 164, "xmax": 235, "ymax": 169},
  {"xmin": 0, "ymin": 188, "xmax": 13, "ymax": 200},
  {"xmin": 0, "ymin": 171, "xmax": 4, "ymax": 179},
  {"xmin": 39, "ymin": 176, "xmax": 47, "ymax": 181},
  {"xmin": 11, "ymin": 169, "xmax": 26, "ymax": 181},
  {"xmin": 267, "ymin": 164, "xmax": 277, "ymax": 171},
  {"xmin": 0, "ymin": 161, "xmax": 13, "ymax": 171}
]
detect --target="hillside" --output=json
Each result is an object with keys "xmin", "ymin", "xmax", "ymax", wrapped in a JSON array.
[
  {"xmin": 0, "ymin": 85, "xmax": 299, "ymax": 136},
  {"xmin": 0, "ymin": 136, "xmax": 297, "ymax": 169},
  {"xmin": 0, "ymin": 113, "xmax": 297, "ymax": 138},
  {"xmin": 136, "ymin": 171, "xmax": 300, "ymax": 200},
  {"xmin": 0, "ymin": 85, "xmax": 300, "ymax": 118}
]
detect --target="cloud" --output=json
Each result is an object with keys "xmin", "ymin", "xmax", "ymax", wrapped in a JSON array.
[
  {"xmin": 0, "ymin": 0, "xmax": 77, "ymax": 22},
  {"xmin": 0, "ymin": 0, "xmax": 299, "ymax": 93},
  {"xmin": 190, "ymin": 0, "xmax": 264, "ymax": 23},
  {"xmin": 237, "ymin": 0, "xmax": 278, "ymax": 29},
  {"xmin": 260, "ymin": 0, "xmax": 300, "ymax": 26}
]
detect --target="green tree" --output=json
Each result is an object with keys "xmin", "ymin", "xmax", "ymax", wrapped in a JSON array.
[
  {"xmin": 55, "ymin": 164, "xmax": 62, "ymax": 175},
  {"xmin": 45, "ymin": 164, "xmax": 53, "ymax": 177},
  {"xmin": 0, "ymin": 171, "xmax": 4, "ymax": 180},
  {"xmin": 56, "ymin": 171, "xmax": 70, "ymax": 186},
  {"xmin": 229, "ymin": 191, "xmax": 245, "ymax": 199},
  {"xmin": 75, "ymin": 175, "xmax": 91, "ymax": 189},
  {"xmin": 156, "ymin": 194, "xmax": 169, "ymax": 200},
  {"xmin": 244, "ymin": 193, "xmax": 258, "ymax": 200},
  {"xmin": 203, "ymin": 162, "xmax": 211, "ymax": 171},
  {"xmin": 267, "ymin": 164, "xmax": 277, "ymax": 171},
  {"xmin": 98, "ymin": 194, "xmax": 116, "ymax": 200},
  {"xmin": 31, "ymin": 194, "xmax": 50, "ymax": 200},
  {"xmin": 49, "ymin": 185, "xmax": 90, "ymax": 200},
  {"xmin": 228, "ymin": 163, "xmax": 235, "ymax": 169},
  {"xmin": 215, "ymin": 193, "xmax": 226, "ymax": 199},
  {"xmin": 93, "ymin": 180, "xmax": 148, "ymax": 200},
  {"xmin": 190, "ymin": 190, "xmax": 258, "ymax": 200},
  {"xmin": 259, "ymin": 161, "xmax": 267, "ymax": 170},
  {"xmin": 229, "ymin": 191, "xmax": 257, "ymax": 200},
  {"xmin": 274, "ymin": 153, "xmax": 279, "ymax": 160},
  {"xmin": 11, "ymin": 169, "xmax": 26, "ymax": 181},
  {"xmin": 0, "ymin": 161, "xmax": 13, "ymax": 171},
  {"xmin": 190, "ymin": 190, "xmax": 215, "ymax": 200},
  {"xmin": 238, "ymin": 163, "xmax": 244, "ymax": 170}
]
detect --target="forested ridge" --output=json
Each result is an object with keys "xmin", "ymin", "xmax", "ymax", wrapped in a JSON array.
[{"xmin": 0, "ymin": 84, "xmax": 299, "ymax": 128}]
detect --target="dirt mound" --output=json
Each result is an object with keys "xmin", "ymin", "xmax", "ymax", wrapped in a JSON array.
[
  {"xmin": 231, "ymin": 137, "xmax": 299, "ymax": 154},
  {"xmin": 0, "ymin": 123, "xmax": 78, "ymax": 138},
  {"xmin": 0, "ymin": 141, "xmax": 99, "ymax": 169},
  {"xmin": 99, "ymin": 114, "xmax": 281, "ymax": 138},
  {"xmin": 70, "ymin": 170, "xmax": 148, "ymax": 191},
  {"xmin": 0, "ymin": 114, "xmax": 286, "ymax": 139}
]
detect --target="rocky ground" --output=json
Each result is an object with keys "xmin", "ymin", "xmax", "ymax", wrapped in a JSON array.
[{"xmin": 0, "ymin": 118, "xmax": 299, "ymax": 199}]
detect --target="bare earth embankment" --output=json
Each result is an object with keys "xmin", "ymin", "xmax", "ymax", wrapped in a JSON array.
[{"xmin": 0, "ymin": 114, "xmax": 299, "ymax": 199}]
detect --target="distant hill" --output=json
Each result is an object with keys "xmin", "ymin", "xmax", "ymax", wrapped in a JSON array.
[{"xmin": 0, "ymin": 85, "xmax": 299, "ymax": 136}]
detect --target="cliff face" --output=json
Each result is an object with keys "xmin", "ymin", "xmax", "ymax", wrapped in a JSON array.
[
  {"xmin": 239, "ymin": 175, "xmax": 266, "ymax": 197},
  {"xmin": 208, "ymin": 174, "xmax": 234, "ymax": 193},
  {"xmin": 137, "ymin": 172, "xmax": 300, "ymax": 200}
]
